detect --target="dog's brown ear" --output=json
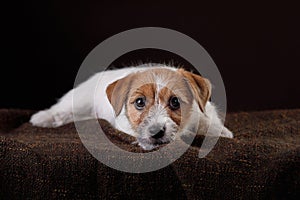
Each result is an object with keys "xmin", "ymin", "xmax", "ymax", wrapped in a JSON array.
[
  {"xmin": 106, "ymin": 76, "xmax": 132, "ymax": 116},
  {"xmin": 178, "ymin": 69, "xmax": 211, "ymax": 113}
]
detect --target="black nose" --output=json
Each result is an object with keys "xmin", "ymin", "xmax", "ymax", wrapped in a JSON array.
[{"xmin": 149, "ymin": 125, "xmax": 166, "ymax": 139}]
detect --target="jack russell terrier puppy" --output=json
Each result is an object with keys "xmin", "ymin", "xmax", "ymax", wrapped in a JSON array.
[{"xmin": 30, "ymin": 64, "xmax": 233, "ymax": 150}]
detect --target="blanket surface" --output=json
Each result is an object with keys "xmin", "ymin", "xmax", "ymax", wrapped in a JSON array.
[{"xmin": 1, "ymin": 109, "xmax": 300, "ymax": 199}]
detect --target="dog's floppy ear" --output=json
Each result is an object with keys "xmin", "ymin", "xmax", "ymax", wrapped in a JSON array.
[
  {"xmin": 178, "ymin": 69, "xmax": 211, "ymax": 113},
  {"xmin": 106, "ymin": 75, "xmax": 132, "ymax": 116}
]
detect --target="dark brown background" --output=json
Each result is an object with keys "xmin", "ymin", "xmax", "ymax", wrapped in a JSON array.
[{"xmin": 1, "ymin": 0, "xmax": 299, "ymax": 112}]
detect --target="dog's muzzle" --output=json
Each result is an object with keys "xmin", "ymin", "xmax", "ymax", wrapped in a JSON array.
[{"xmin": 148, "ymin": 124, "xmax": 166, "ymax": 139}]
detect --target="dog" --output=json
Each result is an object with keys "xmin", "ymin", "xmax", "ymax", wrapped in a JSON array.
[{"xmin": 30, "ymin": 64, "xmax": 233, "ymax": 150}]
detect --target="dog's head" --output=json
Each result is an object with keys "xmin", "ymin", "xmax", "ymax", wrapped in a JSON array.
[{"xmin": 106, "ymin": 68, "xmax": 211, "ymax": 150}]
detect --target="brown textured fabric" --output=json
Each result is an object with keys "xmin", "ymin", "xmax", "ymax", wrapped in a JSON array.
[{"xmin": 0, "ymin": 109, "xmax": 300, "ymax": 199}]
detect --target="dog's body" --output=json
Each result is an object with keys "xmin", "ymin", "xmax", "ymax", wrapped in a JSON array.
[{"xmin": 30, "ymin": 64, "xmax": 233, "ymax": 150}]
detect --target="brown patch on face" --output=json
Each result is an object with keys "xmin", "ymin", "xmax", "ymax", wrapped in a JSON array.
[
  {"xmin": 127, "ymin": 83, "xmax": 156, "ymax": 129},
  {"xmin": 155, "ymin": 70, "xmax": 196, "ymax": 128},
  {"xmin": 126, "ymin": 68, "xmax": 196, "ymax": 131},
  {"xmin": 158, "ymin": 87, "xmax": 182, "ymax": 126}
]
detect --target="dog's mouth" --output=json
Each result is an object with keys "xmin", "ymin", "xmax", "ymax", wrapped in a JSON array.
[{"xmin": 136, "ymin": 135, "xmax": 174, "ymax": 150}]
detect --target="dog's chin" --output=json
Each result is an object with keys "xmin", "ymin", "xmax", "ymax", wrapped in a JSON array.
[{"xmin": 137, "ymin": 136, "xmax": 173, "ymax": 151}]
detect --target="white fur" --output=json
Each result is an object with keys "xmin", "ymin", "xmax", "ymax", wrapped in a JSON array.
[
  {"xmin": 30, "ymin": 64, "xmax": 233, "ymax": 148},
  {"xmin": 31, "ymin": 67, "xmax": 151, "ymax": 128}
]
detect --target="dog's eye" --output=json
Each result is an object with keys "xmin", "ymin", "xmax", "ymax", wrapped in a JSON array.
[
  {"xmin": 134, "ymin": 97, "xmax": 146, "ymax": 110},
  {"xmin": 169, "ymin": 96, "xmax": 180, "ymax": 110}
]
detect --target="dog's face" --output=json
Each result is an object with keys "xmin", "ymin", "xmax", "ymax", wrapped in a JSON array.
[{"xmin": 106, "ymin": 68, "xmax": 211, "ymax": 150}]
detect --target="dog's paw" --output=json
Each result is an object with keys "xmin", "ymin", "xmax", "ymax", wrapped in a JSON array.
[
  {"xmin": 30, "ymin": 110, "xmax": 59, "ymax": 128},
  {"xmin": 221, "ymin": 127, "xmax": 234, "ymax": 138}
]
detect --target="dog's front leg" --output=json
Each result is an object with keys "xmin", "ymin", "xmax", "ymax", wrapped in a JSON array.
[{"xmin": 30, "ymin": 74, "xmax": 100, "ymax": 128}]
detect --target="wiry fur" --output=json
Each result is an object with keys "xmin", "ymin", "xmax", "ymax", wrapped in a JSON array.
[{"xmin": 30, "ymin": 64, "xmax": 233, "ymax": 150}]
